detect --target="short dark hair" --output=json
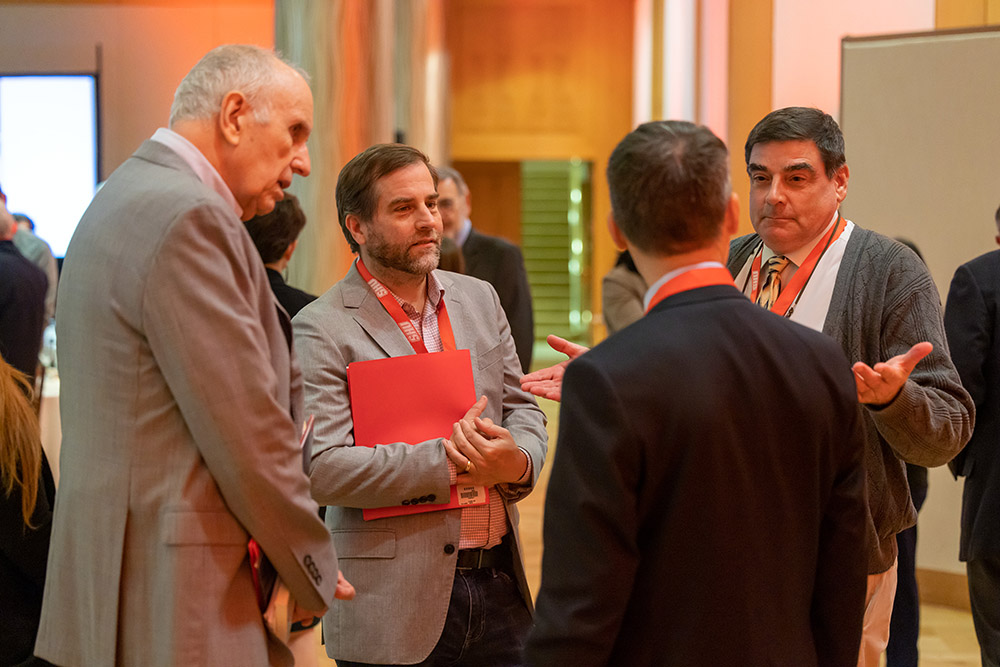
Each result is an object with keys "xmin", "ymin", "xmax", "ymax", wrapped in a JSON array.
[
  {"xmin": 336, "ymin": 143, "xmax": 437, "ymax": 254},
  {"xmin": 11, "ymin": 213, "xmax": 34, "ymax": 232},
  {"xmin": 243, "ymin": 192, "xmax": 307, "ymax": 264},
  {"xmin": 995, "ymin": 203, "xmax": 1000, "ymax": 231},
  {"xmin": 607, "ymin": 120, "xmax": 730, "ymax": 255},
  {"xmin": 745, "ymin": 107, "xmax": 846, "ymax": 178}
]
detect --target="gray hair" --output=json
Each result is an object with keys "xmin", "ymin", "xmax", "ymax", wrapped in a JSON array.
[
  {"xmin": 168, "ymin": 44, "xmax": 307, "ymax": 126},
  {"xmin": 435, "ymin": 166, "xmax": 468, "ymax": 195}
]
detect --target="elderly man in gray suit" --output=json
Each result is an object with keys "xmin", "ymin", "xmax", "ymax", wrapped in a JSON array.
[
  {"xmin": 293, "ymin": 143, "xmax": 548, "ymax": 666},
  {"xmin": 35, "ymin": 45, "xmax": 351, "ymax": 667}
]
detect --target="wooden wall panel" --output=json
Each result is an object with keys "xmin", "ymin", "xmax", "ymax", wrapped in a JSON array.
[
  {"xmin": 935, "ymin": 0, "xmax": 1000, "ymax": 28},
  {"xmin": 936, "ymin": 0, "xmax": 988, "ymax": 28},
  {"xmin": 452, "ymin": 161, "xmax": 522, "ymax": 245},
  {"xmin": 445, "ymin": 0, "xmax": 633, "ymax": 343},
  {"xmin": 727, "ymin": 0, "xmax": 772, "ymax": 238}
]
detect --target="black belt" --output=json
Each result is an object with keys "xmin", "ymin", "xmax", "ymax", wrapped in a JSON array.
[{"xmin": 456, "ymin": 538, "xmax": 509, "ymax": 570}]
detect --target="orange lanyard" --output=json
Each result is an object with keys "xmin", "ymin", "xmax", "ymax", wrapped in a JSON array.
[
  {"xmin": 355, "ymin": 258, "xmax": 456, "ymax": 353},
  {"xmin": 747, "ymin": 215, "xmax": 844, "ymax": 317},
  {"xmin": 645, "ymin": 265, "xmax": 736, "ymax": 313}
]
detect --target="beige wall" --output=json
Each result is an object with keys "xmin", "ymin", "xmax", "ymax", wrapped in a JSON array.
[{"xmin": 0, "ymin": 1, "xmax": 273, "ymax": 180}]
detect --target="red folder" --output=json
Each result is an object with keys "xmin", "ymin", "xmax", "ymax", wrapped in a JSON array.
[{"xmin": 347, "ymin": 349, "xmax": 489, "ymax": 520}]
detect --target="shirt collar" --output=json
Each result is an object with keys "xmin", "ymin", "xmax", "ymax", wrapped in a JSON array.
[
  {"xmin": 388, "ymin": 270, "xmax": 446, "ymax": 318},
  {"xmin": 454, "ymin": 218, "xmax": 472, "ymax": 247},
  {"xmin": 642, "ymin": 261, "xmax": 726, "ymax": 311},
  {"xmin": 761, "ymin": 209, "xmax": 839, "ymax": 267},
  {"xmin": 150, "ymin": 128, "xmax": 242, "ymax": 219}
]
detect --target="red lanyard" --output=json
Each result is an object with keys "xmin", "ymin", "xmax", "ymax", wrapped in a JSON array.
[
  {"xmin": 355, "ymin": 258, "xmax": 456, "ymax": 353},
  {"xmin": 645, "ymin": 265, "xmax": 736, "ymax": 313},
  {"xmin": 748, "ymin": 215, "xmax": 844, "ymax": 317}
]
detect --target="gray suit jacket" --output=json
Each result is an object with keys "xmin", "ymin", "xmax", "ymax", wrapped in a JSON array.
[
  {"xmin": 293, "ymin": 265, "xmax": 548, "ymax": 665},
  {"xmin": 35, "ymin": 140, "xmax": 337, "ymax": 667}
]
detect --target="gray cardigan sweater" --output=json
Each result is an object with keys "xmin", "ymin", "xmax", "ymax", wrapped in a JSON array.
[{"xmin": 729, "ymin": 225, "xmax": 974, "ymax": 574}]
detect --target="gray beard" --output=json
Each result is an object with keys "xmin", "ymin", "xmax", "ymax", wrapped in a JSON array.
[{"xmin": 365, "ymin": 234, "xmax": 441, "ymax": 276}]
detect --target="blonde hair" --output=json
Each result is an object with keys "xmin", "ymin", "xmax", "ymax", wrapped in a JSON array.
[{"xmin": 0, "ymin": 359, "xmax": 42, "ymax": 527}]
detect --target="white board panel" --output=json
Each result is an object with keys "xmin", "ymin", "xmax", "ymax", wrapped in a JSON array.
[{"xmin": 841, "ymin": 27, "xmax": 1000, "ymax": 576}]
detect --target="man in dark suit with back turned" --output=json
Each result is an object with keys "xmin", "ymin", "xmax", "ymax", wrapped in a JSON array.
[
  {"xmin": 944, "ymin": 203, "xmax": 1000, "ymax": 667},
  {"xmin": 525, "ymin": 120, "xmax": 869, "ymax": 667},
  {"xmin": 436, "ymin": 166, "xmax": 534, "ymax": 373}
]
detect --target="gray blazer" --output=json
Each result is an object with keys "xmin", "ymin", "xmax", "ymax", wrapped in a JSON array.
[
  {"xmin": 293, "ymin": 265, "xmax": 548, "ymax": 665},
  {"xmin": 35, "ymin": 140, "xmax": 337, "ymax": 667}
]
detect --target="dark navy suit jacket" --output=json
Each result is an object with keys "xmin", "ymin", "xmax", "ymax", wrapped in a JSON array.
[{"xmin": 527, "ymin": 283, "xmax": 868, "ymax": 667}]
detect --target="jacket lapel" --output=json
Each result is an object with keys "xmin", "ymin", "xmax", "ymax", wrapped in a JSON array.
[
  {"xmin": 435, "ymin": 271, "xmax": 473, "ymax": 352},
  {"xmin": 342, "ymin": 263, "xmax": 418, "ymax": 358}
]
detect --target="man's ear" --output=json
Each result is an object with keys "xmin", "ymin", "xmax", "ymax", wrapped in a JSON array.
[
  {"xmin": 723, "ymin": 192, "xmax": 740, "ymax": 238},
  {"xmin": 283, "ymin": 239, "xmax": 298, "ymax": 263},
  {"xmin": 833, "ymin": 164, "xmax": 850, "ymax": 203},
  {"xmin": 345, "ymin": 214, "xmax": 366, "ymax": 247},
  {"xmin": 219, "ymin": 90, "xmax": 249, "ymax": 146},
  {"xmin": 606, "ymin": 212, "xmax": 627, "ymax": 251},
  {"xmin": 464, "ymin": 189, "xmax": 472, "ymax": 217}
]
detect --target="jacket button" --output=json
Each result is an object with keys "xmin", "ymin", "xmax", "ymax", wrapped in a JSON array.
[{"xmin": 444, "ymin": 544, "xmax": 455, "ymax": 555}]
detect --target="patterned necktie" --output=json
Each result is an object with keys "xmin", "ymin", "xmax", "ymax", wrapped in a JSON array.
[{"xmin": 756, "ymin": 255, "xmax": 790, "ymax": 310}]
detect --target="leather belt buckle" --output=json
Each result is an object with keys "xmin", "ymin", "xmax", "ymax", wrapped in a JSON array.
[{"xmin": 456, "ymin": 546, "xmax": 501, "ymax": 570}]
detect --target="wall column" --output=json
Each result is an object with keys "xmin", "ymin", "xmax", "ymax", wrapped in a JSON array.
[
  {"xmin": 275, "ymin": 0, "xmax": 445, "ymax": 295},
  {"xmin": 727, "ymin": 0, "xmax": 772, "ymax": 236}
]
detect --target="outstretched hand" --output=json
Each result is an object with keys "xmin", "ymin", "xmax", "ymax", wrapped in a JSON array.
[
  {"xmin": 852, "ymin": 341, "xmax": 933, "ymax": 405},
  {"xmin": 519, "ymin": 335, "xmax": 590, "ymax": 402}
]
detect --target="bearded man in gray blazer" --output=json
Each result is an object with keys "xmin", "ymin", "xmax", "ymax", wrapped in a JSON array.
[
  {"xmin": 35, "ymin": 45, "xmax": 350, "ymax": 667},
  {"xmin": 293, "ymin": 144, "xmax": 548, "ymax": 666}
]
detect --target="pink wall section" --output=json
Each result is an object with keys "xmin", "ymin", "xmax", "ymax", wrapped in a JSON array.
[{"xmin": 772, "ymin": 0, "xmax": 934, "ymax": 119}]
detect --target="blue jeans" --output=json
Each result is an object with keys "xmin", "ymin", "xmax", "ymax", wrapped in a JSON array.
[
  {"xmin": 337, "ymin": 565, "xmax": 532, "ymax": 667},
  {"xmin": 886, "ymin": 477, "xmax": 926, "ymax": 667}
]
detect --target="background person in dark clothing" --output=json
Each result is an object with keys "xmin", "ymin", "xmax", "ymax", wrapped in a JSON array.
[
  {"xmin": 0, "ymin": 198, "xmax": 47, "ymax": 380},
  {"xmin": 244, "ymin": 191, "xmax": 317, "ymax": 318},
  {"xmin": 0, "ymin": 357, "xmax": 55, "ymax": 666}
]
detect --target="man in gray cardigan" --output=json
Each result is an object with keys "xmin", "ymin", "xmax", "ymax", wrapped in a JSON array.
[{"xmin": 728, "ymin": 107, "xmax": 972, "ymax": 666}]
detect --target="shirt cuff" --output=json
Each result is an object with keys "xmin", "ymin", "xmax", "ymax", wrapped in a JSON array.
[{"xmin": 513, "ymin": 447, "xmax": 532, "ymax": 485}]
